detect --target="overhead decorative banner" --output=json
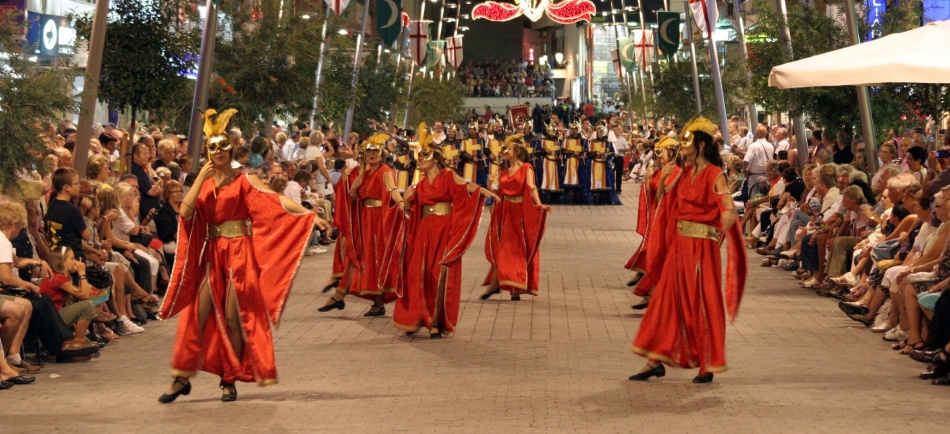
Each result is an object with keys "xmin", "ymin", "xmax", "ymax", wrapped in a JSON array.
[
  {"xmin": 409, "ymin": 20, "xmax": 430, "ymax": 67},
  {"xmin": 446, "ymin": 35, "xmax": 464, "ymax": 69},
  {"xmin": 618, "ymin": 37, "xmax": 637, "ymax": 72},
  {"xmin": 472, "ymin": 0, "xmax": 595, "ymax": 25},
  {"xmin": 324, "ymin": 0, "xmax": 352, "ymax": 17},
  {"xmin": 425, "ymin": 40, "xmax": 446, "ymax": 69},
  {"xmin": 656, "ymin": 11, "xmax": 680, "ymax": 61},
  {"xmin": 688, "ymin": 0, "xmax": 718, "ymax": 40},
  {"xmin": 376, "ymin": 0, "xmax": 403, "ymax": 47},
  {"xmin": 399, "ymin": 13, "xmax": 412, "ymax": 58},
  {"xmin": 611, "ymin": 49, "xmax": 624, "ymax": 79},
  {"xmin": 634, "ymin": 30, "xmax": 655, "ymax": 72}
]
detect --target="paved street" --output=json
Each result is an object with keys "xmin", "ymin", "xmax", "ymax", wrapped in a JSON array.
[{"xmin": 2, "ymin": 183, "xmax": 946, "ymax": 433}]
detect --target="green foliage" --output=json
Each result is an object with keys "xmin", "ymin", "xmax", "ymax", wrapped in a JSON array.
[
  {"xmin": 319, "ymin": 48, "xmax": 364, "ymax": 131},
  {"xmin": 354, "ymin": 51, "xmax": 408, "ymax": 135},
  {"xmin": 212, "ymin": 0, "xmax": 328, "ymax": 132},
  {"xmin": 408, "ymin": 75, "xmax": 465, "ymax": 125},
  {"xmin": 0, "ymin": 10, "xmax": 78, "ymax": 189},
  {"xmin": 72, "ymin": 0, "xmax": 199, "ymax": 123}
]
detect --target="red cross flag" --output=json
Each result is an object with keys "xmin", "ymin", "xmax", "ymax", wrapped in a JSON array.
[
  {"xmin": 611, "ymin": 49, "xmax": 624, "ymax": 79},
  {"xmin": 689, "ymin": 0, "xmax": 718, "ymax": 40},
  {"xmin": 446, "ymin": 36, "xmax": 464, "ymax": 69},
  {"xmin": 324, "ymin": 0, "xmax": 351, "ymax": 17},
  {"xmin": 634, "ymin": 30, "xmax": 655, "ymax": 72},
  {"xmin": 409, "ymin": 20, "xmax": 430, "ymax": 67}
]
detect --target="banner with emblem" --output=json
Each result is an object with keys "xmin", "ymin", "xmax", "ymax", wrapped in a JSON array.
[
  {"xmin": 689, "ymin": 0, "xmax": 718, "ymax": 40},
  {"xmin": 324, "ymin": 0, "xmax": 351, "ymax": 16},
  {"xmin": 409, "ymin": 20, "xmax": 430, "ymax": 67},
  {"xmin": 618, "ymin": 37, "xmax": 637, "ymax": 72},
  {"xmin": 445, "ymin": 35, "xmax": 464, "ymax": 69},
  {"xmin": 633, "ymin": 30, "xmax": 655, "ymax": 72},
  {"xmin": 657, "ymin": 11, "xmax": 680, "ymax": 61},
  {"xmin": 425, "ymin": 40, "xmax": 446, "ymax": 69},
  {"xmin": 610, "ymin": 49, "xmax": 624, "ymax": 79},
  {"xmin": 376, "ymin": 0, "xmax": 403, "ymax": 47}
]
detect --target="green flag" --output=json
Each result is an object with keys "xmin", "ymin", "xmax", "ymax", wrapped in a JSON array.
[
  {"xmin": 376, "ymin": 0, "xmax": 403, "ymax": 47},
  {"xmin": 425, "ymin": 40, "xmax": 445, "ymax": 69},
  {"xmin": 657, "ymin": 11, "xmax": 681, "ymax": 61},
  {"xmin": 618, "ymin": 38, "xmax": 637, "ymax": 72}
]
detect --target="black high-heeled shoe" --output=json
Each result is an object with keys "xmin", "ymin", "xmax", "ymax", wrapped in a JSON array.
[
  {"xmin": 480, "ymin": 287, "xmax": 500, "ymax": 300},
  {"xmin": 631, "ymin": 296, "xmax": 651, "ymax": 310},
  {"xmin": 430, "ymin": 329, "xmax": 443, "ymax": 339},
  {"xmin": 510, "ymin": 295, "xmax": 521, "ymax": 301},
  {"xmin": 364, "ymin": 306, "xmax": 386, "ymax": 317},
  {"xmin": 158, "ymin": 377, "xmax": 191, "ymax": 403},
  {"xmin": 692, "ymin": 372, "xmax": 714, "ymax": 384},
  {"xmin": 317, "ymin": 297, "xmax": 345, "ymax": 312},
  {"xmin": 321, "ymin": 279, "xmax": 340, "ymax": 294},
  {"xmin": 220, "ymin": 380, "xmax": 237, "ymax": 402},
  {"xmin": 627, "ymin": 275, "xmax": 643, "ymax": 287},
  {"xmin": 628, "ymin": 363, "xmax": 665, "ymax": 381}
]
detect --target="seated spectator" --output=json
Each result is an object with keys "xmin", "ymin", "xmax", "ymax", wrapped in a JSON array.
[{"xmin": 39, "ymin": 248, "xmax": 100, "ymax": 355}]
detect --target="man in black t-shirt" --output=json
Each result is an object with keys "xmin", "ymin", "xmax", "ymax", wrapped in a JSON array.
[{"xmin": 44, "ymin": 167, "xmax": 90, "ymax": 260}]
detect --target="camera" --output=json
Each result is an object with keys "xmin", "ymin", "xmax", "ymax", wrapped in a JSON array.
[{"xmin": 936, "ymin": 149, "xmax": 950, "ymax": 159}]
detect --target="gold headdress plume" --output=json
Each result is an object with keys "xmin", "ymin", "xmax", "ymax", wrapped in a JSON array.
[
  {"xmin": 500, "ymin": 133, "xmax": 525, "ymax": 155},
  {"xmin": 202, "ymin": 108, "xmax": 239, "ymax": 153},
  {"xmin": 654, "ymin": 135, "xmax": 680, "ymax": 150},
  {"xmin": 363, "ymin": 132, "xmax": 391, "ymax": 152},
  {"xmin": 416, "ymin": 122, "xmax": 433, "ymax": 148},
  {"xmin": 680, "ymin": 116, "xmax": 718, "ymax": 146}
]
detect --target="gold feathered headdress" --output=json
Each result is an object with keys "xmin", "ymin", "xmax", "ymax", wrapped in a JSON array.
[
  {"xmin": 501, "ymin": 134, "xmax": 526, "ymax": 156},
  {"xmin": 362, "ymin": 132, "xmax": 391, "ymax": 153},
  {"xmin": 203, "ymin": 108, "xmax": 239, "ymax": 153},
  {"xmin": 655, "ymin": 135, "xmax": 680, "ymax": 150},
  {"xmin": 416, "ymin": 122, "xmax": 442, "ymax": 161},
  {"xmin": 680, "ymin": 116, "xmax": 718, "ymax": 148}
]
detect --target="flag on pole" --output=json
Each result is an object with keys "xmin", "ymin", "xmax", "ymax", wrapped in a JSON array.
[
  {"xmin": 633, "ymin": 30, "xmax": 655, "ymax": 72},
  {"xmin": 688, "ymin": 0, "xmax": 718, "ymax": 40},
  {"xmin": 376, "ymin": 0, "xmax": 403, "ymax": 47},
  {"xmin": 617, "ymin": 38, "xmax": 637, "ymax": 72},
  {"xmin": 324, "ymin": 0, "xmax": 352, "ymax": 17},
  {"xmin": 409, "ymin": 20, "xmax": 430, "ymax": 67},
  {"xmin": 656, "ymin": 11, "xmax": 681, "ymax": 61},
  {"xmin": 399, "ymin": 13, "xmax": 412, "ymax": 59},
  {"xmin": 446, "ymin": 36, "xmax": 464, "ymax": 69},
  {"xmin": 610, "ymin": 49, "xmax": 624, "ymax": 79},
  {"xmin": 425, "ymin": 40, "xmax": 446, "ymax": 69}
]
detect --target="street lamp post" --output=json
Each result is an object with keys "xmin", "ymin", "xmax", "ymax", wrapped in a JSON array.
[
  {"xmin": 310, "ymin": 8, "xmax": 332, "ymax": 129},
  {"xmin": 74, "ymin": 0, "xmax": 110, "ymax": 178},
  {"xmin": 342, "ymin": 0, "xmax": 372, "ymax": 139},
  {"xmin": 187, "ymin": 0, "xmax": 221, "ymax": 168}
]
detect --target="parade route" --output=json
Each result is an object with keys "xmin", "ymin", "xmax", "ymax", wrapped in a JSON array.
[{"xmin": 2, "ymin": 185, "xmax": 946, "ymax": 433}]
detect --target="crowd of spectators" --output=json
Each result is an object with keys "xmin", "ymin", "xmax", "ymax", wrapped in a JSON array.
[
  {"xmin": 456, "ymin": 60, "xmax": 556, "ymax": 98},
  {"xmin": 0, "ymin": 118, "xmax": 353, "ymax": 389}
]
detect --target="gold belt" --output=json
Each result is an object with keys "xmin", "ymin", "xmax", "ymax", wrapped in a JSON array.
[
  {"xmin": 422, "ymin": 202, "xmax": 453, "ymax": 218},
  {"xmin": 676, "ymin": 220, "xmax": 720, "ymax": 242},
  {"xmin": 504, "ymin": 195, "xmax": 523, "ymax": 203},
  {"xmin": 362, "ymin": 198, "xmax": 383, "ymax": 208},
  {"xmin": 208, "ymin": 220, "xmax": 251, "ymax": 239}
]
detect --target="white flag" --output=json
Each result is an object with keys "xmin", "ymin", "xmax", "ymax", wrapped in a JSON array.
[
  {"xmin": 688, "ymin": 0, "xmax": 718, "ymax": 40},
  {"xmin": 634, "ymin": 30, "xmax": 655, "ymax": 72},
  {"xmin": 409, "ymin": 21, "xmax": 430, "ymax": 67},
  {"xmin": 611, "ymin": 49, "xmax": 623, "ymax": 79},
  {"xmin": 324, "ymin": 0, "xmax": 352, "ymax": 17},
  {"xmin": 446, "ymin": 36, "xmax": 464, "ymax": 69}
]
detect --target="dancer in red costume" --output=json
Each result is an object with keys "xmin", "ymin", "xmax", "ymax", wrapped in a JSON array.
[
  {"xmin": 158, "ymin": 109, "xmax": 330, "ymax": 403},
  {"xmin": 480, "ymin": 134, "xmax": 552, "ymax": 301},
  {"xmin": 629, "ymin": 118, "xmax": 747, "ymax": 384},
  {"xmin": 393, "ymin": 125, "xmax": 499, "ymax": 338},
  {"xmin": 625, "ymin": 136, "xmax": 681, "ymax": 310},
  {"xmin": 318, "ymin": 134, "xmax": 405, "ymax": 316}
]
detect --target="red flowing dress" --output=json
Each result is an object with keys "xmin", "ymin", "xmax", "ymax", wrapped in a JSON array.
[
  {"xmin": 484, "ymin": 163, "xmax": 547, "ymax": 295},
  {"xmin": 331, "ymin": 170, "xmax": 358, "ymax": 284},
  {"xmin": 347, "ymin": 165, "xmax": 403, "ymax": 301},
  {"xmin": 631, "ymin": 164, "xmax": 747, "ymax": 373},
  {"xmin": 160, "ymin": 174, "xmax": 315, "ymax": 385},
  {"xmin": 625, "ymin": 165, "xmax": 680, "ymax": 296},
  {"xmin": 393, "ymin": 169, "xmax": 485, "ymax": 333}
]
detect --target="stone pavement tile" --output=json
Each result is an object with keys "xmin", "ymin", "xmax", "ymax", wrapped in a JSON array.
[{"xmin": 1, "ymin": 182, "xmax": 946, "ymax": 432}]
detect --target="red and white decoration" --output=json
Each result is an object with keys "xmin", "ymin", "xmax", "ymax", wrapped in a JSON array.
[
  {"xmin": 446, "ymin": 36, "xmax": 464, "ymax": 69},
  {"xmin": 472, "ymin": 0, "xmax": 595, "ymax": 25},
  {"xmin": 409, "ymin": 20, "xmax": 430, "ymax": 67},
  {"xmin": 323, "ymin": 0, "xmax": 351, "ymax": 17},
  {"xmin": 611, "ymin": 49, "xmax": 624, "ymax": 79},
  {"xmin": 688, "ymin": 0, "xmax": 718, "ymax": 40},
  {"xmin": 634, "ymin": 30, "xmax": 654, "ymax": 72}
]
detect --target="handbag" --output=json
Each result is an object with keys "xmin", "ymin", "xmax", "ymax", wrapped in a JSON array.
[
  {"xmin": 871, "ymin": 238, "xmax": 900, "ymax": 261},
  {"xmin": 85, "ymin": 263, "xmax": 113, "ymax": 290}
]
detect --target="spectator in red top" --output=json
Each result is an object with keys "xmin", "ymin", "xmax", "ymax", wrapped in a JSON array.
[
  {"xmin": 39, "ymin": 247, "xmax": 98, "ymax": 351},
  {"xmin": 584, "ymin": 101, "xmax": 595, "ymax": 118},
  {"xmin": 484, "ymin": 106, "xmax": 494, "ymax": 123}
]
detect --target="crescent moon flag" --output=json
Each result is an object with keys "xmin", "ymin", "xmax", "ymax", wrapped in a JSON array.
[
  {"xmin": 657, "ymin": 11, "xmax": 680, "ymax": 61},
  {"xmin": 425, "ymin": 40, "xmax": 446, "ymax": 69},
  {"xmin": 688, "ymin": 0, "xmax": 718, "ymax": 40},
  {"xmin": 324, "ymin": 0, "xmax": 352, "ymax": 17},
  {"xmin": 409, "ymin": 20, "xmax": 430, "ymax": 67},
  {"xmin": 376, "ymin": 0, "xmax": 403, "ymax": 47},
  {"xmin": 611, "ymin": 49, "xmax": 624, "ymax": 80},
  {"xmin": 617, "ymin": 37, "xmax": 637, "ymax": 72},
  {"xmin": 446, "ymin": 36, "xmax": 464, "ymax": 69},
  {"xmin": 634, "ymin": 30, "xmax": 654, "ymax": 73}
]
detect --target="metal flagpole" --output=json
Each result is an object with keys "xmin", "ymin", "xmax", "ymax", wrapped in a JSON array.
[
  {"xmin": 403, "ymin": 0, "xmax": 427, "ymax": 128},
  {"xmin": 617, "ymin": 0, "xmax": 636, "ymax": 123},
  {"xmin": 684, "ymin": 1, "xmax": 702, "ymax": 114},
  {"xmin": 732, "ymin": 0, "xmax": 756, "ymax": 127},
  {"xmin": 343, "ymin": 0, "xmax": 372, "ymax": 139},
  {"xmin": 310, "ymin": 8, "xmax": 332, "ymax": 129},
  {"xmin": 436, "ymin": 0, "xmax": 446, "ymax": 80},
  {"xmin": 636, "ymin": 0, "xmax": 648, "ymax": 108},
  {"xmin": 74, "ymin": 0, "xmax": 110, "ymax": 177},
  {"xmin": 774, "ymin": 0, "xmax": 809, "ymax": 168},
  {"xmin": 843, "ymin": 0, "xmax": 878, "ymax": 172},
  {"xmin": 692, "ymin": 0, "xmax": 729, "ymax": 137},
  {"xmin": 187, "ymin": 0, "xmax": 221, "ymax": 168}
]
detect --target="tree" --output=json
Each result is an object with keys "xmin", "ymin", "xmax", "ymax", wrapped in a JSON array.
[
  {"xmin": 0, "ymin": 10, "xmax": 78, "ymax": 189},
  {"xmin": 408, "ymin": 76, "xmax": 465, "ymax": 125},
  {"xmin": 72, "ymin": 0, "xmax": 199, "ymax": 126},
  {"xmin": 212, "ymin": 0, "xmax": 328, "ymax": 133},
  {"xmin": 319, "ymin": 48, "xmax": 364, "ymax": 131},
  {"xmin": 354, "ymin": 51, "xmax": 408, "ymax": 135}
]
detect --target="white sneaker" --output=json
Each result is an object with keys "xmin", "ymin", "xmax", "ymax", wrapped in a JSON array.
[
  {"xmin": 882, "ymin": 327, "xmax": 907, "ymax": 341},
  {"xmin": 115, "ymin": 320, "xmax": 132, "ymax": 336},
  {"xmin": 122, "ymin": 317, "xmax": 145, "ymax": 334},
  {"xmin": 314, "ymin": 246, "xmax": 328, "ymax": 254},
  {"xmin": 801, "ymin": 277, "xmax": 819, "ymax": 288}
]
